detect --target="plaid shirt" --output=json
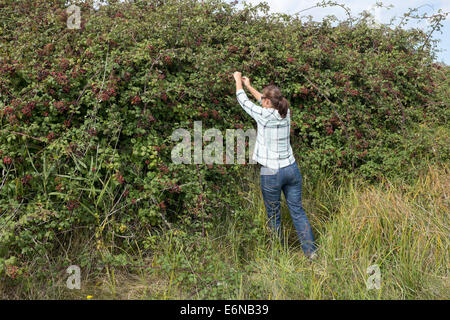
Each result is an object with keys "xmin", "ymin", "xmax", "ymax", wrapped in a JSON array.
[{"xmin": 236, "ymin": 89, "xmax": 296, "ymax": 170}]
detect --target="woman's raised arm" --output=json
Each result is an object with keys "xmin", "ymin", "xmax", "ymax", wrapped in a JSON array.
[{"xmin": 242, "ymin": 77, "xmax": 262, "ymax": 103}]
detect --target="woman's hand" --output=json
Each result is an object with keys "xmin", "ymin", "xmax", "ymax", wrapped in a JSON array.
[
  {"xmin": 233, "ymin": 71, "xmax": 242, "ymax": 82},
  {"xmin": 233, "ymin": 71, "xmax": 243, "ymax": 92},
  {"xmin": 242, "ymin": 76, "xmax": 250, "ymax": 87}
]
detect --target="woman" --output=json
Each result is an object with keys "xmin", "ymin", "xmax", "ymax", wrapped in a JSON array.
[{"xmin": 233, "ymin": 71, "xmax": 317, "ymax": 260}]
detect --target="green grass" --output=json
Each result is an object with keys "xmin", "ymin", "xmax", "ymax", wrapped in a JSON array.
[{"xmin": 3, "ymin": 162, "xmax": 447, "ymax": 299}]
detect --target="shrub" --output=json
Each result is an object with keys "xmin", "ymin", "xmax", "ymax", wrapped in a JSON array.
[{"xmin": 0, "ymin": 0, "xmax": 448, "ymax": 270}]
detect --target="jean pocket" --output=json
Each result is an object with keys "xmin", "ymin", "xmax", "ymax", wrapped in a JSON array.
[{"xmin": 261, "ymin": 173, "xmax": 279, "ymax": 188}]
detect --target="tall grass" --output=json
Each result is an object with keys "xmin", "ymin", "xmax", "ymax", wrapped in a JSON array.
[
  {"xmin": 233, "ymin": 163, "xmax": 449, "ymax": 299},
  {"xmin": 9, "ymin": 162, "xmax": 444, "ymax": 300}
]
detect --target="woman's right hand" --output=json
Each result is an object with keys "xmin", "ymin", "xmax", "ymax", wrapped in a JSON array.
[{"xmin": 242, "ymin": 76, "xmax": 250, "ymax": 87}]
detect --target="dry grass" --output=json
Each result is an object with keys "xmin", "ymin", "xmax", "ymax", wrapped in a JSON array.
[{"xmin": 2, "ymin": 164, "xmax": 448, "ymax": 300}]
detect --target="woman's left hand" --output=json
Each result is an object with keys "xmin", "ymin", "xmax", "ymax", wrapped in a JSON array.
[{"xmin": 233, "ymin": 71, "xmax": 242, "ymax": 81}]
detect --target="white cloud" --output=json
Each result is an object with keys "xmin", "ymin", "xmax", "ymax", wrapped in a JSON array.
[{"xmin": 239, "ymin": 0, "xmax": 444, "ymax": 24}]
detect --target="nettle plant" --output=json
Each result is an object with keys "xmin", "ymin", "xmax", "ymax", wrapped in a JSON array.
[{"xmin": 0, "ymin": 0, "xmax": 448, "ymax": 266}]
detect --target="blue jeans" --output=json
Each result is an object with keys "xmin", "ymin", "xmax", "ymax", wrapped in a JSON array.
[{"xmin": 260, "ymin": 161, "xmax": 317, "ymax": 256}]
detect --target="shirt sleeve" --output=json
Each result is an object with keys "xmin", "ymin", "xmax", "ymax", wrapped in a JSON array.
[{"xmin": 236, "ymin": 89, "xmax": 266, "ymax": 123}]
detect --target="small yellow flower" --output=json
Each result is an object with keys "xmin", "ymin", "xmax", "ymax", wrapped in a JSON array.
[{"xmin": 87, "ymin": 295, "xmax": 93, "ymax": 300}]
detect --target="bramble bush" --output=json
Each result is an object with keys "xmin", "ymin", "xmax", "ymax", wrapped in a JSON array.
[{"xmin": 0, "ymin": 0, "xmax": 448, "ymax": 276}]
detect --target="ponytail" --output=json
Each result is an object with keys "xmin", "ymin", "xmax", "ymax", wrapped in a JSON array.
[{"xmin": 275, "ymin": 97, "xmax": 289, "ymax": 119}]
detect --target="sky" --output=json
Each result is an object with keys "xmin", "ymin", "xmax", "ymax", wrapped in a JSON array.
[{"xmin": 230, "ymin": 0, "xmax": 450, "ymax": 65}]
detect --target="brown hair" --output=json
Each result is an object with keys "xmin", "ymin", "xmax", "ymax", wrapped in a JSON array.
[{"xmin": 262, "ymin": 85, "xmax": 289, "ymax": 118}]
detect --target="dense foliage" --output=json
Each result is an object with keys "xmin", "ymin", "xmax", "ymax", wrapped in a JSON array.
[{"xmin": 0, "ymin": 0, "xmax": 448, "ymax": 273}]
